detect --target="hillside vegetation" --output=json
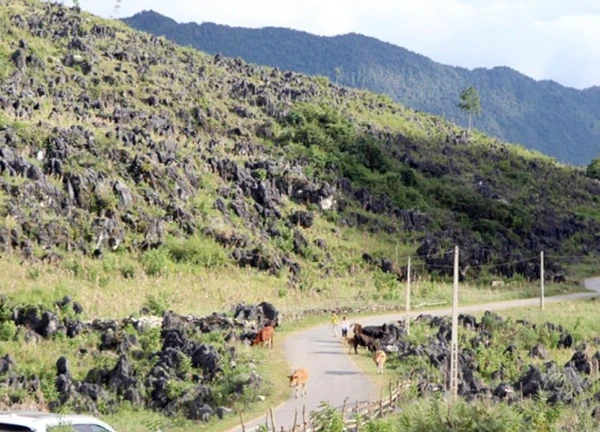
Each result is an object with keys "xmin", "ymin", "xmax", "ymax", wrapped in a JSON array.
[
  {"xmin": 124, "ymin": 10, "xmax": 600, "ymax": 165},
  {"xmin": 0, "ymin": 0, "xmax": 599, "ymax": 298},
  {"xmin": 344, "ymin": 301, "xmax": 600, "ymax": 431}
]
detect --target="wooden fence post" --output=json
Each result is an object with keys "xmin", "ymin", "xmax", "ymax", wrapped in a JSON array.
[
  {"xmin": 303, "ymin": 405, "xmax": 307, "ymax": 432},
  {"xmin": 239, "ymin": 410, "xmax": 246, "ymax": 432},
  {"xmin": 270, "ymin": 407, "xmax": 277, "ymax": 432},
  {"xmin": 293, "ymin": 408, "xmax": 298, "ymax": 432}
]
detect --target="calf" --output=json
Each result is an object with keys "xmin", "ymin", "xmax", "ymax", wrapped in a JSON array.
[
  {"xmin": 250, "ymin": 326, "xmax": 274, "ymax": 348},
  {"xmin": 352, "ymin": 333, "xmax": 378, "ymax": 354},
  {"xmin": 288, "ymin": 368, "xmax": 309, "ymax": 398},
  {"xmin": 344, "ymin": 336, "xmax": 357, "ymax": 354},
  {"xmin": 373, "ymin": 350, "xmax": 387, "ymax": 374}
]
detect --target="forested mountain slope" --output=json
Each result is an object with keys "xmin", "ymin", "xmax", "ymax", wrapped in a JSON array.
[{"xmin": 124, "ymin": 10, "xmax": 600, "ymax": 165}]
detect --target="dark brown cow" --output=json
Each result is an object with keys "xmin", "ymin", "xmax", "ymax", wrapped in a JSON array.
[
  {"xmin": 351, "ymin": 333, "xmax": 378, "ymax": 354},
  {"xmin": 251, "ymin": 326, "xmax": 274, "ymax": 348}
]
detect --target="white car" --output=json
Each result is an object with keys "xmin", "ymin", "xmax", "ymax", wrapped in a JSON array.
[{"xmin": 0, "ymin": 411, "xmax": 116, "ymax": 432}]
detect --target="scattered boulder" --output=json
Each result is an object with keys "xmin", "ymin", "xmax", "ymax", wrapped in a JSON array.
[
  {"xmin": 565, "ymin": 351, "xmax": 592, "ymax": 375},
  {"xmin": 529, "ymin": 344, "xmax": 549, "ymax": 360},
  {"xmin": 558, "ymin": 333, "xmax": 574, "ymax": 349},
  {"xmin": 290, "ymin": 211, "xmax": 314, "ymax": 229},
  {"xmin": 0, "ymin": 355, "xmax": 16, "ymax": 375}
]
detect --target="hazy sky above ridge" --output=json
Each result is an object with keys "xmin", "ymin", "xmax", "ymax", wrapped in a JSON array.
[{"xmin": 80, "ymin": 0, "xmax": 600, "ymax": 90}]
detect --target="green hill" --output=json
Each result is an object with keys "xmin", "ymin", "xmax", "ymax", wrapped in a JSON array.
[
  {"xmin": 123, "ymin": 10, "xmax": 600, "ymax": 165},
  {"xmin": 0, "ymin": 0, "xmax": 599, "ymax": 289}
]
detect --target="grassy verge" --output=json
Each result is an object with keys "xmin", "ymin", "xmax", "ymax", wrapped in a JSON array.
[{"xmin": 0, "ymin": 253, "xmax": 585, "ymax": 320}]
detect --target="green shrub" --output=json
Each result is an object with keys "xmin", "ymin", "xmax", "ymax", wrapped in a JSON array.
[
  {"xmin": 62, "ymin": 260, "xmax": 83, "ymax": 277},
  {"xmin": 586, "ymin": 157, "xmax": 600, "ymax": 180},
  {"xmin": 138, "ymin": 327, "xmax": 162, "ymax": 352},
  {"xmin": 143, "ymin": 293, "xmax": 168, "ymax": 316},
  {"xmin": 8, "ymin": 389, "xmax": 27, "ymax": 404},
  {"xmin": 165, "ymin": 235, "xmax": 229, "ymax": 267},
  {"xmin": 363, "ymin": 419, "xmax": 396, "ymax": 432},
  {"xmin": 119, "ymin": 263, "xmax": 136, "ymax": 279},
  {"xmin": 253, "ymin": 168, "xmax": 268, "ymax": 181},
  {"xmin": 141, "ymin": 248, "xmax": 171, "ymax": 276},
  {"xmin": 27, "ymin": 268, "xmax": 42, "ymax": 280},
  {"xmin": 0, "ymin": 320, "xmax": 17, "ymax": 341},
  {"xmin": 165, "ymin": 379, "xmax": 192, "ymax": 401},
  {"xmin": 398, "ymin": 398, "xmax": 525, "ymax": 431},
  {"xmin": 372, "ymin": 270, "xmax": 400, "ymax": 300},
  {"xmin": 310, "ymin": 402, "xmax": 345, "ymax": 432}
]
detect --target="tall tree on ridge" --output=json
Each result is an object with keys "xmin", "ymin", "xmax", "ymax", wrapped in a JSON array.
[{"xmin": 458, "ymin": 86, "xmax": 481, "ymax": 132}]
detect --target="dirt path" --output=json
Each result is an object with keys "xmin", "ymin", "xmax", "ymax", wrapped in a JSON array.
[{"xmin": 231, "ymin": 278, "xmax": 600, "ymax": 432}]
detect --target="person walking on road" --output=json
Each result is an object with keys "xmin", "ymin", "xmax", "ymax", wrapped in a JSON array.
[
  {"xmin": 341, "ymin": 316, "xmax": 349, "ymax": 339},
  {"xmin": 331, "ymin": 311, "xmax": 339, "ymax": 337}
]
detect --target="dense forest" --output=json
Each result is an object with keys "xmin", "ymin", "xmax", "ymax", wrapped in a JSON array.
[{"xmin": 124, "ymin": 10, "xmax": 600, "ymax": 165}]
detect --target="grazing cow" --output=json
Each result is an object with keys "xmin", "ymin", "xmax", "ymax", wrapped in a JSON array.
[
  {"xmin": 352, "ymin": 334, "xmax": 378, "ymax": 354},
  {"xmin": 373, "ymin": 350, "xmax": 387, "ymax": 374},
  {"xmin": 250, "ymin": 326, "xmax": 274, "ymax": 348},
  {"xmin": 288, "ymin": 368, "xmax": 309, "ymax": 398}
]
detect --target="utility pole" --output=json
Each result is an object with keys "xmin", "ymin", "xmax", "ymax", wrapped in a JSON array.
[
  {"xmin": 540, "ymin": 251, "xmax": 545, "ymax": 310},
  {"xmin": 405, "ymin": 257, "xmax": 411, "ymax": 335},
  {"xmin": 450, "ymin": 246, "xmax": 459, "ymax": 399}
]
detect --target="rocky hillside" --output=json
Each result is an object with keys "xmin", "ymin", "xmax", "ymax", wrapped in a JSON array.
[
  {"xmin": 123, "ymin": 10, "xmax": 600, "ymax": 165},
  {"xmin": 0, "ymin": 2, "xmax": 600, "ymax": 429},
  {"xmin": 0, "ymin": 0, "xmax": 599, "ymax": 288}
]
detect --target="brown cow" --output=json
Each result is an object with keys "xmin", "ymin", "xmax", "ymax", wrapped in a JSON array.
[
  {"xmin": 351, "ymin": 323, "xmax": 363, "ymax": 336},
  {"xmin": 288, "ymin": 368, "xmax": 309, "ymax": 398},
  {"xmin": 373, "ymin": 350, "xmax": 387, "ymax": 374},
  {"xmin": 250, "ymin": 326, "xmax": 274, "ymax": 349},
  {"xmin": 351, "ymin": 333, "xmax": 378, "ymax": 354}
]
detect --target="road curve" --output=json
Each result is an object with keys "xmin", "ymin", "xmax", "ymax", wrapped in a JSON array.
[{"xmin": 231, "ymin": 278, "xmax": 600, "ymax": 432}]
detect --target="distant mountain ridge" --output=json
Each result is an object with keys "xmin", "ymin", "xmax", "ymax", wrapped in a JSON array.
[{"xmin": 123, "ymin": 10, "xmax": 600, "ymax": 165}]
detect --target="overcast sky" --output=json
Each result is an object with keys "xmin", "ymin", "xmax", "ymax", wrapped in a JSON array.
[{"xmin": 80, "ymin": 0, "xmax": 600, "ymax": 90}]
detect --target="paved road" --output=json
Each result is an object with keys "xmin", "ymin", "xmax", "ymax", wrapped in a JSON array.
[{"xmin": 231, "ymin": 277, "xmax": 600, "ymax": 432}]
